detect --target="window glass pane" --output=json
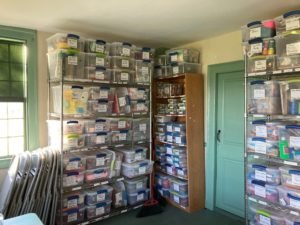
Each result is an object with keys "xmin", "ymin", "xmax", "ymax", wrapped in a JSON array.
[
  {"xmin": 8, "ymin": 119, "xmax": 24, "ymax": 137},
  {"xmin": 0, "ymin": 62, "xmax": 9, "ymax": 81},
  {"xmin": 0, "ymin": 138, "xmax": 8, "ymax": 156},
  {"xmin": 0, "ymin": 103, "xmax": 7, "ymax": 119},
  {"xmin": 11, "ymin": 63, "xmax": 24, "ymax": 81},
  {"xmin": 10, "ymin": 45, "xmax": 24, "ymax": 63},
  {"xmin": 0, "ymin": 43, "xmax": 9, "ymax": 62},
  {"xmin": 8, "ymin": 102, "xmax": 23, "ymax": 119},
  {"xmin": 10, "ymin": 81, "xmax": 24, "ymax": 98},
  {"xmin": 0, "ymin": 120, "xmax": 8, "ymax": 137},
  {"xmin": 8, "ymin": 137, "xmax": 24, "ymax": 155},
  {"xmin": 0, "ymin": 81, "xmax": 10, "ymax": 97}
]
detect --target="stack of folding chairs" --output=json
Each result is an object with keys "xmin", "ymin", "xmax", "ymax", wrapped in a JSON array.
[{"xmin": 0, "ymin": 147, "xmax": 61, "ymax": 225}]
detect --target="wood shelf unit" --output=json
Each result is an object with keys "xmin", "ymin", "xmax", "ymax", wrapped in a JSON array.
[{"xmin": 153, "ymin": 73, "xmax": 205, "ymax": 213}]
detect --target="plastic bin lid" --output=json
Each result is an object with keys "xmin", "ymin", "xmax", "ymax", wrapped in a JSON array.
[
  {"xmin": 283, "ymin": 10, "xmax": 300, "ymax": 18},
  {"xmin": 124, "ymin": 176, "xmax": 148, "ymax": 184}
]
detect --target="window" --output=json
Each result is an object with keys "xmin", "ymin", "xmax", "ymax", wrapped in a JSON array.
[{"xmin": 0, "ymin": 25, "xmax": 38, "ymax": 166}]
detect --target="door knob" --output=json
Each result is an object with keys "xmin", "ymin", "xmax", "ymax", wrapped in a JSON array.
[{"xmin": 217, "ymin": 130, "xmax": 221, "ymax": 142}]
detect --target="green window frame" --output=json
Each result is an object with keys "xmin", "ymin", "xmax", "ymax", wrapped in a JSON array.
[{"xmin": 0, "ymin": 25, "xmax": 39, "ymax": 168}]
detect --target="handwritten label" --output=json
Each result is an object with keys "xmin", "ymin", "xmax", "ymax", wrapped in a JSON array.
[
  {"xmin": 98, "ymin": 104, "xmax": 107, "ymax": 113},
  {"xmin": 254, "ymin": 184, "xmax": 266, "ymax": 198},
  {"xmin": 96, "ymin": 206, "xmax": 105, "ymax": 216},
  {"xmin": 100, "ymin": 89, "xmax": 109, "ymax": 99},
  {"xmin": 118, "ymin": 121, "xmax": 126, "ymax": 129},
  {"xmin": 120, "ymin": 73, "xmax": 129, "ymax": 81},
  {"xmin": 142, "ymin": 52, "xmax": 150, "ymax": 60},
  {"xmin": 121, "ymin": 59, "xmax": 129, "ymax": 68},
  {"xmin": 255, "ymin": 170, "xmax": 267, "ymax": 181},
  {"xmin": 137, "ymin": 193, "xmax": 144, "ymax": 201},
  {"xmin": 122, "ymin": 48, "xmax": 130, "ymax": 56},
  {"xmin": 96, "ymin": 57, "xmax": 105, "ymax": 66},
  {"xmin": 250, "ymin": 27, "xmax": 261, "ymax": 39},
  {"xmin": 254, "ymin": 89, "xmax": 265, "ymax": 99},
  {"xmin": 67, "ymin": 199, "xmax": 78, "ymax": 209},
  {"xmin": 119, "ymin": 97, "xmax": 126, "ymax": 107},
  {"xmin": 68, "ymin": 38, "xmax": 78, "ymax": 48},
  {"xmin": 286, "ymin": 17, "xmax": 300, "ymax": 31},
  {"xmin": 250, "ymin": 43, "xmax": 263, "ymax": 55},
  {"xmin": 255, "ymin": 60, "xmax": 266, "ymax": 71},
  {"xmin": 96, "ymin": 157, "xmax": 105, "ymax": 166},
  {"xmin": 95, "ymin": 71, "xmax": 105, "ymax": 80},
  {"xmin": 68, "ymin": 56, "xmax": 78, "ymax": 65},
  {"xmin": 139, "ymin": 166, "xmax": 146, "ymax": 174},
  {"xmin": 255, "ymin": 141, "xmax": 266, "ymax": 154},
  {"xmin": 96, "ymin": 44, "xmax": 104, "ymax": 53},
  {"xmin": 287, "ymin": 42, "xmax": 300, "ymax": 56},
  {"xmin": 97, "ymin": 193, "xmax": 106, "ymax": 202},
  {"xmin": 66, "ymin": 161, "xmax": 79, "ymax": 170},
  {"xmin": 290, "ymin": 136, "xmax": 300, "ymax": 148},
  {"xmin": 255, "ymin": 125, "xmax": 267, "ymax": 137},
  {"xmin": 173, "ymin": 183, "xmax": 180, "ymax": 192},
  {"xmin": 171, "ymin": 54, "xmax": 178, "ymax": 62},
  {"xmin": 96, "ymin": 135, "xmax": 105, "ymax": 144},
  {"xmin": 291, "ymin": 89, "xmax": 300, "ymax": 99}
]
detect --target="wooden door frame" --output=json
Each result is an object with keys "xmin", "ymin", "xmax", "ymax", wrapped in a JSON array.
[{"xmin": 206, "ymin": 60, "xmax": 244, "ymax": 210}]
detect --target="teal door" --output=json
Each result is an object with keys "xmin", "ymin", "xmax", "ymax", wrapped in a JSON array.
[{"xmin": 215, "ymin": 69, "xmax": 245, "ymax": 217}]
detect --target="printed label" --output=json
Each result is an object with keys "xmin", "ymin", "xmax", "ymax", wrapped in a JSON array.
[
  {"xmin": 96, "ymin": 157, "xmax": 105, "ymax": 166},
  {"xmin": 118, "ymin": 121, "xmax": 126, "ymax": 129},
  {"xmin": 68, "ymin": 213, "xmax": 77, "ymax": 223},
  {"xmin": 167, "ymin": 135, "xmax": 173, "ymax": 142},
  {"xmin": 173, "ymin": 184, "xmax": 180, "ymax": 192},
  {"xmin": 254, "ymin": 184, "xmax": 266, "ymax": 198},
  {"xmin": 139, "ymin": 124, "xmax": 147, "ymax": 131},
  {"xmin": 292, "ymin": 174, "xmax": 300, "ymax": 186},
  {"xmin": 137, "ymin": 193, "xmax": 144, "ymax": 201},
  {"xmin": 255, "ymin": 125, "xmax": 267, "ymax": 137},
  {"xmin": 100, "ymin": 89, "xmax": 109, "ymax": 99},
  {"xmin": 96, "ymin": 44, "xmax": 104, "ymax": 53},
  {"xmin": 122, "ymin": 48, "xmax": 130, "ymax": 56},
  {"xmin": 68, "ymin": 56, "xmax": 78, "ymax": 65},
  {"xmin": 68, "ymin": 38, "xmax": 78, "ymax": 48},
  {"xmin": 167, "ymin": 125, "xmax": 173, "ymax": 132},
  {"xmin": 174, "ymin": 127, "xmax": 181, "ymax": 132},
  {"xmin": 96, "ymin": 57, "xmax": 105, "ymax": 66},
  {"xmin": 96, "ymin": 135, "xmax": 105, "ymax": 144},
  {"xmin": 142, "ymin": 52, "xmax": 150, "ymax": 60},
  {"xmin": 290, "ymin": 136, "xmax": 300, "ymax": 148},
  {"xmin": 119, "ymin": 133, "xmax": 127, "ymax": 141},
  {"xmin": 286, "ymin": 17, "xmax": 300, "ymax": 31},
  {"xmin": 287, "ymin": 42, "xmax": 300, "ymax": 56},
  {"xmin": 119, "ymin": 97, "xmax": 126, "ymax": 107},
  {"xmin": 135, "ymin": 153, "xmax": 142, "ymax": 161},
  {"xmin": 255, "ymin": 60, "xmax": 267, "ymax": 71},
  {"xmin": 173, "ymin": 66, "xmax": 179, "ymax": 74},
  {"xmin": 95, "ymin": 123, "xmax": 104, "ymax": 132},
  {"xmin": 167, "ymin": 166, "xmax": 173, "ymax": 174},
  {"xmin": 291, "ymin": 89, "xmax": 300, "ymax": 99},
  {"xmin": 66, "ymin": 176, "xmax": 76, "ymax": 186},
  {"xmin": 166, "ymin": 147, "xmax": 173, "ymax": 154},
  {"xmin": 136, "ymin": 182, "xmax": 143, "ymax": 190},
  {"xmin": 290, "ymin": 198, "xmax": 300, "ymax": 209},
  {"xmin": 120, "ymin": 73, "xmax": 129, "ymax": 81},
  {"xmin": 174, "ymin": 195, "xmax": 180, "ymax": 203},
  {"xmin": 254, "ymin": 89, "xmax": 265, "ymax": 99},
  {"xmin": 139, "ymin": 166, "xmax": 146, "ymax": 174},
  {"xmin": 95, "ymin": 71, "xmax": 105, "ymax": 80},
  {"xmin": 97, "ymin": 193, "xmax": 106, "ymax": 202},
  {"xmin": 250, "ymin": 43, "xmax": 263, "ymax": 55},
  {"xmin": 255, "ymin": 141, "xmax": 266, "ymax": 154},
  {"xmin": 121, "ymin": 59, "xmax": 129, "ymax": 68},
  {"xmin": 137, "ymin": 103, "xmax": 144, "ymax": 111},
  {"xmin": 177, "ymin": 169, "xmax": 184, "ymax": 176},
  {"xmin": 175, "ymin": 137, "xmax": 182, "ymax": 144},
  {"xmin": 67, "ymin": 199, "xmax": 78, "ymax": 209},
  {"xmin": 98, "ymin": 104, "xmax": 107, "ymax": 113},
  {"xmin": 142, "ymin": 66, "xmax": 149, "ymax": 75},
  {"xmin": 250, "ymin": 27, "xmax": 261, "ymax": 39},
  {"xmin": 255, "ymin": 170, "xmax": 267, "ymax": 181},
  {"xmin": 259, "ymin": 215, "xmax": 271, "ymax": 225},
  {"xmin": 67, "ymin": 161, "xmax": 79, "ymax": 170},
  {"xmin": 171, "ymin": 54, "xmax": 178, "ymax": 62},
  {"xmin": 96, "ymin": 206, "xmax": 105, "ymax": 216}
]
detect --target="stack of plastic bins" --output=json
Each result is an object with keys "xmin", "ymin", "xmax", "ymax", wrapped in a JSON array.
[
  {"xmin": 154, "ymin": 53, "xmax": 171, "ymax": 79},
  {"xmin": 248, "ymin": 203, "xmax": 285, "ymax": 225},
  {"xmin": 134, "ymin": 47, "xmax": 154, "ymax": 84},
  {"xmin": 87, "ymin": 86, "xmax": 114, "ymax": 116},
  {"xmin": 155, "ymin": 173, "xmax": 170, "ymax": 198},
  {"xmin": 169, "ymin": 178, "xmax": 189, "ymax": 207},
  {"xmin": 110, "ymin": 42, "xmax": 135, "ymax": 84},
  {"xmin": 124, "ymin": 176, "xmax": 149, "ymax": 205}
]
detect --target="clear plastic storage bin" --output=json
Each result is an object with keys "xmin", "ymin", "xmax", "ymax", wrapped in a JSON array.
[
  {"xmin": 247, "ymin": 137, "xmax": 279, "ymax": 157},
  {"xmin": 62, "ymin": 207, "xmax": 85, "ymax": 224},
  {"xmin": 248, "ymin": 120, "xmax": 267, "ymax": 138},
  {"xmin": 277, "ymin": 185, "xmax": 300, "ymax": 210},
  {"xmin": 47, "ymin": 50, "xmax": 85, "ymax": 79},
  {"xmin": 89, "ymin": 67, "xmax": 112, "ymax": 83},
  {"xmin": 117, "ymin": 147, "xmax": 148, "ymax": 163},
  {"xmin": 169, "ymin": 191, "xmax": 188, "ymax": 207},
  {"xmin": 85, "ymin": 53, "xmax": 110, "ymax": 68},
  {"xmin": 132, "ymin": 118, "xmax": 150, "ymax": 142},
  {"xmin": 131, "ymin": 100, "xmax": 149, "ymax": 114},
  {"xmin": 84, "ymin": 119, "xmax": 110, "ymax": 133},
  {"xmin": 85, "ymin": 132, "xmax": 110, "ymax": 146},
  {"xmin": 275, "ymin": 11, "xmax": 300, "ymax": 35},
  {"xmin": 134, "ymin": 47, "xmax": 155, "ymax": 61},
  {"xmin": 171, "ymin": 62, "xmax": 201, "ymax": 75},
  {"xmin": 242, "ymin": 20, "xmax": 276, "ymax": 42},
  {"xmin": 134, "ymin": 60, "xmax": 152, "ymax": 84},
  {"xmin": 169, "ymin": 179, "xmax": 188, "ymax": 195},
  {"xmin": 172, "ymin": 154, "xmax": 187, "ymax": 167},
  {"xmin": 128, "ymin": 87, "xmax": 149, "ymax": 100},
  {"xmin": 121, "ymin": 160, "xmax": 153, "ymax": 178},
  {"xmin": 249, "ymin": 204, "xmax": 285, "ymax": 225},
  {"xmin": 127, "ymin": 189, "xmax": 149, "ymax": 205},
  {"xmin": 63, "ymin": 192, "xmax": 84, "ymax": 209},
  {"xmin": 112, "ymin": 181, "xmax": 127, "ymax": 208},
  {"xmin": 112, "ymin": 69, "xmax": 134, "ymax": 84},
  {"xmin": 247, "ymin": 163, "xmax": 281, "ymax": 185},
  {"xmin": 85, "ymin": 150, "xmax": 113, "ymax": 170},
  {"xmin": 279, "ymin": 80, "xmax": 300, "ymax": 115},
  {"xmin": 85, "ymin": 185, "xmax": 113, "ymax": 205},
  {"xmin": 89, "ymin": 86, "xmax": 114, "ymax": 101},
  {"xmin": 47, "ymin": 33, "xmax": 83, "ymax": 52},
  {"xmin": 245, "ymin": 38, "xmax": 276, "ymax": 58},
  {"xmin": 63, "ymin": 153, "xmax": 86, "ymax": 172},
  {"xmin": 61, "ymin": 134, "xmax": 85, "ymax": 150},
  {"xmin": 110, "ymin": 56, "xmax": 134, "ymax": 70},
  {"xmin": 47, "ymin": 120, "xmax": 84, "ymax": 135},
  {"xmin": 85, "ymin": 166, "xmax": 110, "ymax": 183},
  {"xmin": 84, "ymin": 39, "xmax": 107, "ymax": 54},
  {"xmin": 173, "ymin": 133, "xmax": 187, "ymax": 145},
  {"xmin": 63, "ymin": 171, "xmax": 84, "ymax": 187},
  {"xmin": 109, "ymin": 118, "xmax": 132, "ymax": 131},
  {"xmin": 247, "ymin": 55, "xmax": 276, "ymax": 74},
  {"xmin": 87, "ymin": 99, "xmax": 113, "ymax": 115},
  {"xmin": 110, "ymin": 42, "xmax": 134, "ymax": 57},
  {"xmin": 247, "ymin": 179, "xmax": 279, "ymax": 202},
  {"xmin": 280, "ymin": 166, "xmax": 300, "ymax": 189},
  {"xmin": 111, "ymin": 130, "xmax": 131, "ymax": 144},
  {"xmin": 124, "ymin": 176, "xmax": 148, "ymax": 194},
  {"xmin": 86, "ymin": 201, "xmax": 112, "ymax": 219},
  {"xmin": 167, "ymin": 48, "xmax": 200, "ymax": 64},
  {"xmin": 155, "ymin": 55, "xmax": 167, "ymax": 66}
]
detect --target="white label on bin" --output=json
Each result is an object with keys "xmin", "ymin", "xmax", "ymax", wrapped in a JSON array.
[
  {"xmin": 173, "ymin": 66, "xmax": 179, "ymax": 74},
  {"xmin": 136, "ymin": 182, "xmax": 143, "ymax": 190},
  {"xmin": 122, "ymin": 59, "xmax": 129, "ymax": 68},
  {"xmin": 68, "ymin": 38, "xmax": 78, "ymax": 48},
  {"xmin": 115, "ymin": 192, "xmax": 122, "ymax": 203},
  {"xmin": 290, "ymin": 198, "xmax": 300, "ymax": 209},
  {"xmin": 255, "ymin": 170, "xmax": 267, "ymax": 181},
  {"xmin": 120, "ymin": 73, "xmax": 129, "ymax": 81},
  {"xmin": 254, "ymin": 141, "xmax": 266, "ymax": 154},
  {"xmin": 67, "ymin": 198, "xmax": 78, "ymax": 209},
  {"xmin": 174, "ymin": 195, "xmax": 180, "ymax": 203},
  {"xmin": 67, "ymin": 161, "xmax": 79, "ymax": 170},
  {"xmin": 291, "ymin": 89, "xmax": 300, "ymax": 99},
  {"xmin": 255, "ymin": 125, "xmax": 267, "ymax": 137},
  {"xmin": 287, "ymin": 42, "xmax": 300, "ymax": 56},
  {"xmin": 96, "ymin": 44, "xmax": 104, "ymax": 53},
  {"xmin": 137, "ymin": 90, "xmax": 144, "ymax": 99},
  {"xmin": 255, "ymin": 60, "xmax": 266, "ymax": 71},
  {"xmin": 175, "ymin": 137, "xmax": 182, "ymax": 144},
  {"xmin": 174, "ymin": 127, "xmax": 181, "ymax": 132},
  {"xmin": 167, "ymin": 147, "xmax": 173, "ymax": 155},
  {"xmin": 250, "ymin": 27, "xmax": 261, "ymax": 39},
  {"xmin": 167, "ymin": 135, "xmax": 173, "ymax": 142},
  {"xmin": 137, "ymin": 103, "xmax": 144, "ymax": 111},
  {"xmin": 96, "ymin": 57, "xmax": 105, "ymax": 66},
  {"xmin": 254, "ymin": 184, "xmax": 266, "ymax": 198},
  {"xmin": 96, "ymin": 157, "xmax": 105, "ymax": 166},
  {"xmin": 95, "ymin": 71, "xmax": 105, "ymax": 80},
  {"xmin": 177, "ymin": 169, "xmax": 184, "ymax": 176},
  {"xmin": 137, "ymin": 193, "xmax": 144, "ymax": 201},
  {"xmin": 259, "ymin": 215, "xmax": 271, "ymax": 225},
  {"xmin": 142, "ymin": 66, "xmax": 149, "ymax": 75},
  {"xmin": 250, "ymin": 43, "xmax": 263, "ymax": 55},
  {"xmin": 119, "ymin": 133, "xmax": 127, "ymax": 141},
  {"xmin": 118, "ymin": 121, "xmax": 126, "ymax": 129},
  {"xmin": 290, "ymin": 136, "xmax": 300, "ymax": 148},
  {"xmin": 66, "ymin": 176, "xmax": 76, "ymax": 186},
  {"xmin": 122, "ymin": 48, "xmax": 130, "ymax": 56},
  {"xmin": 97, "ymin": 193, "xmax": 106, "ymax": 202},
  {"xmin": 96, "ymin": 206, "xmax": 105, "ymax": 216},
  {"xmin": 286, "ymin": 17, "xmax": 300, "ymax": 31},
  {"xmin": 119, "ymin": 97, "xmax": 126, "ymax": 107},
  {"xmin": 135, "ymin": 153, "xmax": 142, "ymax": 161},
  {"xmin": 167, "ymin": 166, "xmax": 173, "ymax": 174},
  {"xmin": 139, "ymin": 124, "xmax": 146, "ymax": 131},
  {"xmin": 139, "ymin": 166, "xmax": 146, "ymax": 174},
  {"xmin": 115, "ymin": 160, "xmax": 122, "ymax": 170},
  {"xmin": 98, "ymin": 104, "xmax": 107, "ymax": 113},
  {"xmin": 167, "ymin": 125, "xmax": 173, "ymax": 132},
  {"xmin": 254, "ymin": 89, "xmax": 265, "ymax": 99},
  {"xmin": 100, "ymin": 89, "xmax": 109, "ymax": 99},
  {"xmin": 67, "ymin": 138, "xmax": 78, "ymax": 148},
  {"xmin": 96, "ymin": 135, "xmax": 105, "ymax": 144},
  {"xmin": 95, "ymin": 123, "xmax": 104, "ymax": 132},
  {"xmin": 142, "ymin": 52, "xmax": 150, "ymax": 60},
  {"xmin": 68, "ymin": 212, "xmax": 77, "ymax": 223},
  {"xmin": 292, "ymin": 174, "xmax": 300, "ymax": 186},
  {"xmin": 171, "ymin": 54, "xmax": 178, "ymax": 62},
  {"xmin": 173, "ymin": 184, "xmax": 180, "ymax": 192},
  {"xmin": 68, "ymin": 56, "xmax": 78, "ymax": 65}
]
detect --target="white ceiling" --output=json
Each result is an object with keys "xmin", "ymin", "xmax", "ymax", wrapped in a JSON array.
[{"xmin": 0, "ymin": 0, "xmax": 299, "ymax": 47}]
